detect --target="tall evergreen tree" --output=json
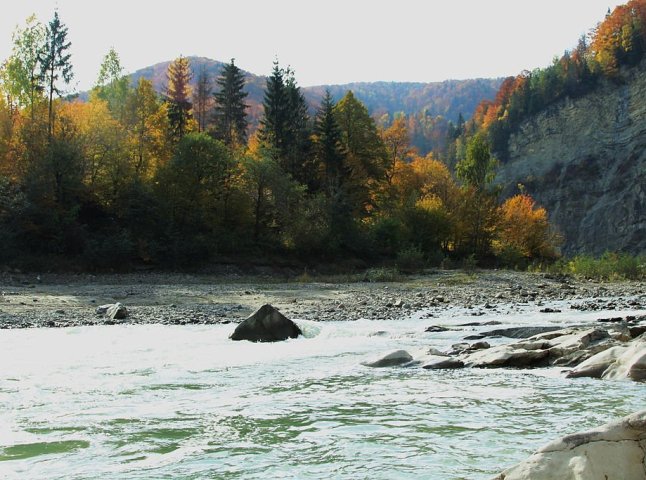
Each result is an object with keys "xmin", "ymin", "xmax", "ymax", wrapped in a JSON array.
[
  {"xmin": 313, "ymin": 90, "xmax": 345, "ymax": 195},
  {"xmin": 259, "ymin": 61, "xmax": 310, "ymax": 182},
  {"xmin": 165, "ymin": 56, "xmax": 192, "ymax": 142},
  {"xmin": 193, "ymin": 66, "xmax": 212, "ymax": 133},
  {"xmin": 259, "ymin": 61, "xmax": 288, "ymax": 154},
  {"xmin": 40, "ymin": 11, "xmax": 73, "ymax": 139},
  {"xmin": 213, "ymin": 59, "xmax": 248, "ymax": 146}
]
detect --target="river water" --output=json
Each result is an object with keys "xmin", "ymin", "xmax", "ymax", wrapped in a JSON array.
[{"xmin": 1, "ymin": 301, "xmax": 644, "ymax": 479}]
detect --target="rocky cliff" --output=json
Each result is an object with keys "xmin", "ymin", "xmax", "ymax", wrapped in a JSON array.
[{"xmin": 496, "ymin": 64, "xmax": 646, "ymax": 255}]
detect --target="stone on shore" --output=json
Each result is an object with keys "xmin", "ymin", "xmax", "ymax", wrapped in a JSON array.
[
  {"xmin": 230, "ymin": 304, "xmax": 302, "ymax": 342},
  {"xmin": 491, "ymin": 409, "xmax": 646, "ymax": 480},
  {"xmin": 96, "ymin": 303, "xmax": 128, "ymax": 320},
  {"xmin": 567, "ymin": 339, "xmax": 646, "ymax": 381},
  {"xmin": 361, "ymin": 350, "xmax": 413, "ymax": 368}
]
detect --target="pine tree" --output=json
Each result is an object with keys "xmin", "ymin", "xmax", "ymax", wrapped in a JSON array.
[
  {"xmin": 213, "ymin": 58, "xmax": 248, "ymax": 146},
  {"xmin": 165, "ymin": 56, "xmax": 192, "ymax": 142},
  {"xmin": 259, "ymin": 61, "xmax": 288, "ymax": 154},
  {"xmin": 313, "ymin": 90, "xmax": 345, "ymax": 195},
  {"xmin": 193, "ymin": 66, "xmax": 212, "ymax": 133},
  {"xmin": 40, "ymin": 11, "xmax": 73, "ymax": 139},
  {"xmin": 259, "ymin": 61, "xmax": 310, "ymax": 182}
]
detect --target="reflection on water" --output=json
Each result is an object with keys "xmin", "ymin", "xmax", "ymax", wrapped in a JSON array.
[{"xmin": 0, "ymin": 304, "xmax": 644, "ymax": 479}]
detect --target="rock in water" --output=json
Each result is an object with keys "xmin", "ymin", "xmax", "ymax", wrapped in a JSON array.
[
  {"xmin": 361, "ymin": 350, "xmax": 414, "ymax": 368},
  {"xmin": 491, "ymin": 409, "xmax": 646, "ymax": 480},
  {"xmin": 230, "ymin": 304, "xmax": 302, "ymax": 342},
  {"xmin": 107, "ymin": 303, "xmax": 128, "ymax": 320}
]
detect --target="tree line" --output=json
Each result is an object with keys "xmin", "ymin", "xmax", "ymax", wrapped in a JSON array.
[{"xmin": 0, "ymin": 11, "xmax": 559, "ymax": 271}]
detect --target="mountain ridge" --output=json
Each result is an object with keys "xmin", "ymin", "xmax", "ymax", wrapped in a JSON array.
[{"xmin": 125, "ymin": 56, "xmax": 503, "ymax": 124}]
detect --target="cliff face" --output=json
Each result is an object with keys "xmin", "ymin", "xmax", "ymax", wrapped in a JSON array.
[{"xmin": 496, "ymin": 64, "xmax": 646, "ymax": 255}]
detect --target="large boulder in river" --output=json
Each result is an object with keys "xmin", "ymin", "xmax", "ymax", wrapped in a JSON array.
[
  {"xmin": 491, "ymin": 409, "xmax": 646, "ymax": 480},
  {"xmin": 230, "ymin": 304, "xmax": 302, "ymax": 342}
]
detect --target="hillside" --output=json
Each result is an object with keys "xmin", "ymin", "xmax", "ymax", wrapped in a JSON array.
[
  {"xmin": 127, "ymin": 56, "xmax": 502, "ymax": 128},
  {"xmin": 495, "ymin": 61, "xmax": 646, "ymax": 256}
]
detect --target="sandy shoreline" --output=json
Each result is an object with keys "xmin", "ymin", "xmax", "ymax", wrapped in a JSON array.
[{"xmin": 0, "ymin": 270, "xmax": 644, "ymax": 329}]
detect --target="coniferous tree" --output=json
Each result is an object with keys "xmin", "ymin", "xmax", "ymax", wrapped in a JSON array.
[
  {"xmin": 259, "ymin": 61, "xmax": 311, "ymax": 182},
  {"xmin": 259, "ymin": 61, "xmax": 288, "ymax": 155},
  {"xmin": 213, "ymin": 59, "xmax": 248, "ymax": 146},
  {"xmin": 193, "ymin": 66, "xmax": 212, "ymax": 133},
  {"xmin": 39, "ymin": 11, "xmax": 73, "ymax": 139},
  {"xmin": 165, "ymin": 56, "xmax": 192, "ymax": 142},
  {"xmin": 313, "ymin": 90, "xmax": 345, "ymax": 195}
]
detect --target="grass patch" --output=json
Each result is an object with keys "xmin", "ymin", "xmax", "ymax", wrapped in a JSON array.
[{"xmin": 548, "ymin": 252, "xmax": 645, "ymax": 281}]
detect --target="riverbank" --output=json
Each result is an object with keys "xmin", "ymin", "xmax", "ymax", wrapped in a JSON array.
[{"xmin": 0, "ymin": 270, "xmax": 643, "ymax": 329}]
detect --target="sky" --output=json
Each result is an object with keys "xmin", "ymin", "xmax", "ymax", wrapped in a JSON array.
[{"xmin": 0, "ymin": 0, "xmax": 626, "ymax": 92}]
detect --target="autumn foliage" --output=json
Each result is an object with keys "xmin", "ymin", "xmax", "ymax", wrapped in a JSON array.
[{"xmin": 0, "ymin": 10, "xmax": 567, "ymax": 271}]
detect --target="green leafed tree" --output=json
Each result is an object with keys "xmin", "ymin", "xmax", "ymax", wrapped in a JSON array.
[
  {"xmin": 456, "ymin": 132, "xmax": 497, "ymax": 192},
  {"xmin": 94, "ymin": 47, "xmax": 130, "ymax": 123},
  {"xmin": 39, "ymin": 11, "xmax": 73, "ymax": 139},
  {"xmin": 1, "ymin": 14, "xmax": 46, "ymax": 119},
  {"xmin": 213, "ymin": 58, "xmax": 248, "ymax": 146}
]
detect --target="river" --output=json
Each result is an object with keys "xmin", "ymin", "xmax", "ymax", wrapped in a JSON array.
[{"xmin": 1, "ymin": 301, "xmax": 644, "ymax": 479}]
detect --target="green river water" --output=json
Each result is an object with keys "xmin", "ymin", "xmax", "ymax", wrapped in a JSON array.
[{"xmin": 1, "ymin": 303, "xmax": 644, "ymax": 479}]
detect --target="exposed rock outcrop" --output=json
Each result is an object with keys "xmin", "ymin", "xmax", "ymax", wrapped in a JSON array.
[
  {"xmin": 230, "ymin": 304, "xmax": 302, "ymax": 342},
  {"xmin": 492, "ymin": 409, "xmax": 646, "ymax": 480},
  {"xmin": 496, "ymin": 62, "xmax": 646, "ymax": 255}
]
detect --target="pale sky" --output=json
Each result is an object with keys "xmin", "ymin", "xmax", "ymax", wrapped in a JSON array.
[{"xmin": 0, "ymin": 0, "xmax": 625, "ymax": 92}]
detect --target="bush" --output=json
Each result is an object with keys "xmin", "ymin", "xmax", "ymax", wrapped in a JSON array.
[
  {"xmin": 396, "ymin": 245, "xmax": 426, "ymax": 274},
  {"xmin": 83, "ymin": 230, "xmax": 134, "ymax": 270},
  {"xmin": 566, "ymin": 252, "xmax": 645, "ymax": 280}
]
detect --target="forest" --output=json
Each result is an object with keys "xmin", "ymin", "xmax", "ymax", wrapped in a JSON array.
[{"xmin": 3, "ymin": 1, "xmax": 642, "ymax": 272}]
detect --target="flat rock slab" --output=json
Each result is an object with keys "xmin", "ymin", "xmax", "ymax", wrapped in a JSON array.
[
  {"xmin": 480, "ymin": 326, "xmax": 562, "ymax": 339},
  {"xmin": 492, "ymin": 409, "xmax": 646, "ymax": 479}
]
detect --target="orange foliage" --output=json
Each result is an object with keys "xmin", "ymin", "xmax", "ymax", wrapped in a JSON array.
[{"xmin": 497, "ymin": 194, "xmax": 558, "ymax": 259}]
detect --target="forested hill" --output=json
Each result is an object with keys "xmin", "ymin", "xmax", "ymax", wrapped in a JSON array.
[{"xmin": 128, "ymin": 56, "xmax": 502, "ymax": 125}]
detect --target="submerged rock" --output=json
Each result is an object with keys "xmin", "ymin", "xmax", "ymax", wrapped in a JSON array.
[
  {"xmin": 230, "ymin": 304, "xmax": 302, "ymax": 342},
  {"xmin": 361, "ymin": 349, "xmax": 413, "ymax": 368},
  {"xmin": 492, "ymin": 409, "xmax": 646, "ymax": 480}
]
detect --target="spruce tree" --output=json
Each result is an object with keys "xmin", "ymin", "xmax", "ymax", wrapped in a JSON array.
[
  {"xmin": 259, "ymin": 61, "xmax": 288, "ymax": 154},
  {"xmin": 259, "ymin": 61, "xmax": 310, "ymax": 182},
  {"xmin": 165, "ymin": 56, "xmax": 192, "ymax": 142},
  {"xmin": 40, "ymin": 11, "xmax": 73, "ymax": 139},
  {"xmin": 213, "ymin": 58, "xmax": 248, "ymax": 146},
  {"xmin": 313, "ymin": 90, "xmax": 345, "ymax": 195}
]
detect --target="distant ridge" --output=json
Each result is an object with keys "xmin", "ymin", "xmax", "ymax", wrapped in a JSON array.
[{"xmin": 126, "ymin": 56, "xmax": 502, "ymax": 126}]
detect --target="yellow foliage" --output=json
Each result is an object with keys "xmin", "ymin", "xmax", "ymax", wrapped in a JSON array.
[{"xmin": 497, "ymin": 194, "xmax": 558, "ymax": 259}]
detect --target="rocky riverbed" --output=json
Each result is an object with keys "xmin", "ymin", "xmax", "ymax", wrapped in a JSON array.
[{"xmin": 0, "ymin": 270, "xmax": 644, "ymax": 329}]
